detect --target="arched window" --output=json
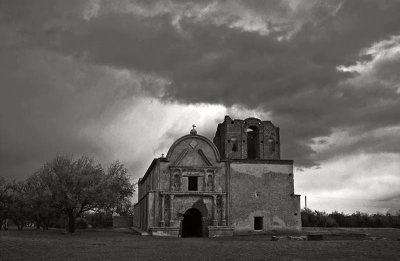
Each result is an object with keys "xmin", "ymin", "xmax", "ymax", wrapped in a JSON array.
[
  {"xmin": 173, "ymin": 174, "xmax": 180, "ymax": 190},
  {"xmin": 231, "ymin": 138, "xmax": 238, "ymax": 152},
  {"xmin": 268, "ymin": 138, "xmax": 275, "ymax": 153},
  {"xmin": 246, "ymin": 126, "xmax": 259, "ymax": 159},
  {"xmin": 232, "ymin": 143, "xmax": 238, "ymax": 152}
]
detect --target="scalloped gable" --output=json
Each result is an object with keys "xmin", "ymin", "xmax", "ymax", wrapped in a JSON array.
[{"xmin": 166, "ymin": 134, "xmax": 221, "ymax": 163}]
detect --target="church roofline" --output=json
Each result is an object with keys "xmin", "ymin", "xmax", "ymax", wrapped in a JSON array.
[
  {"xmin": 221, "ymin": 115, "xmax": 276, "ymax": 127},
  {"xmin": 226, "ymin": 159, "xmax": 293, "ymax": 165},
  {"xmin": 138, "ymin": 158, "xmax": 158, "ymax": 185}
]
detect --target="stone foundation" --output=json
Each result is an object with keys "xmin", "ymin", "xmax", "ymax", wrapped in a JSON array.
[
  {"xmin": 208, "ymin": 226, "xmax": 234, "ymax": 237},
  {"xmin": 149, "ymin": 227, "xmax": 180, "ymax": 236}
]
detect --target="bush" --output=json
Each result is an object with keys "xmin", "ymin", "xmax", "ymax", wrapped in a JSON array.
[
  {"xmin": 302, "ymin": 209, "xmax": 400, "ymax": 228},
  {"xmin": 84, "ymin": 212, "xmax": 113, "ymax": 228},
  {"xmin": 75, "ymin": 218, "xmax": 88, "ymax": 229}
]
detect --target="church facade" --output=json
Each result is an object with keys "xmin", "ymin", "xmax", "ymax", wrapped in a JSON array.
[{"xmin": 133, "ymin": 116, "xmax": 301, "ymax": 237}]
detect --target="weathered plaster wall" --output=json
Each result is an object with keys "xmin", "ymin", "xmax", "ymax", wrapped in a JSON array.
[
  {"xmin": 138, "ymin": 160, "xmax": 158, "ymax": 200},
  {"xmin": 230, "ymin": 162, "xmax": 301, "ymax": 233},
  {"xmin": 133, "ymin": 191, "xmax": 156, "ymax": 230},
  {"xmin": 133, "ymin": 195, "xmax": 146, "ymax": 230}
]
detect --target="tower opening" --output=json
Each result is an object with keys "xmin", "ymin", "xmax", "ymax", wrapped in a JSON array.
[{"xmin": 246, "ymin": 126, "xmax": 259, "ymax": 159}]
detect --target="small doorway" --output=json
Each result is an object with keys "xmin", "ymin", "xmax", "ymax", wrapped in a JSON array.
[
  {"xmin": 181, "ymin": 208, "xmax": 202, "ymax": 237},
  {"xmin": 254, "ymin": 216, "xmax": 263, "ymax": 230}
]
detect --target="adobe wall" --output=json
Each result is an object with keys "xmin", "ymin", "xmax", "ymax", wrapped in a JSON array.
[
  {"xmin": 113, "ymin": 216, "xmax": 133, "ymax": 228},
  {"xmin": 229, "ymin": 162, "xmax": 301, "ymax": 233},
  {"xmin": 135, "ymin": 159, "xmax": 159, "ymax": 231},
  {"xmin": 133, "ymin": 192, "xmax": 155, "ymax": 230}
]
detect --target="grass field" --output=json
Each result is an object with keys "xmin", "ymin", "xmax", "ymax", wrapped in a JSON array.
[{"xmin": 1, "ymin": 227, "xmax": 400, "ymax": 261}]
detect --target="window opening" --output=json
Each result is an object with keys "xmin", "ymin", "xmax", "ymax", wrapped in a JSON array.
[
  {"xmin": 268, "ymin": 138, "xmax": 275, "ymax": 153},
  {"xmin": 232, "ymin": 143, "xmax": 237, "ymax": 152},
  {"xmin": 247, "ymin": 126, "xmax": 259, "ymax": 159},
  {"xmin": 231, "ymin": 138, "xmax": 238, "ymax": 152},
  {"xmin": 188, "ymin": 176, "xmax": 198, "ymax": 191}
]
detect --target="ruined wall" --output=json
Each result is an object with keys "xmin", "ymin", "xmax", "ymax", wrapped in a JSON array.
[
  {"xmin": 213, "ymin": 116, "xmax": 280, "ymax": 160},
  {"xmin": 229, "ymin": 161, "xmax": 301, "ymax": 233}
]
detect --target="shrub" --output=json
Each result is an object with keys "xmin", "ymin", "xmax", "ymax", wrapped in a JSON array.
[{"xmin": 75, "ymin": 218, "xmax": 88, "ymax": 229}]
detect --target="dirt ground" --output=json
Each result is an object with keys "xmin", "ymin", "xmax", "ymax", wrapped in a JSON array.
[{"xmin": 1, "ymin": 227, "xmax": 400, "ymax": 261}]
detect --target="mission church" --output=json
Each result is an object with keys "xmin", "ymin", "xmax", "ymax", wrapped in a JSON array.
[{"xmin": 133, "ymin": 116, "xmax": 301, "ymax": 237}]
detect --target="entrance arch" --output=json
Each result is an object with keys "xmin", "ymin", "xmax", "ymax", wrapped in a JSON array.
[{"xmin": 181, "ymin": 208, "xmax": 202, "ymax": 237}]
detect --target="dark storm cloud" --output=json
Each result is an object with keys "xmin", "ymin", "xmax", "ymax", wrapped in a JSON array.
[
  {"xmin": 0, "ymin": 47, "xmax": 147, "ymax": 178},
  {"xmin": 28, "ymin": 0, "xmax": 400, "ymax": 166},
  {"xmin": 312, "ymin": 126, "xmax": 400, "ymax": 162},
  {"xmin": 1, "ymin": 0, "xmax": 400, "ymax": 179}
]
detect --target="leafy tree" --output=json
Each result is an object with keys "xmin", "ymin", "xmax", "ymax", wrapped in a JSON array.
[
  {"xmin": 35, "ymin": 155, "xmax": 134, "ymax": 233},
  {"xmin": 7, "ymin": 180, "xmax": 31, "ymax": 230},
  {"xmin": 114, "ymin": 199, "xmax": 134, "ymax": 216},
  {"xmin": 0, "ymin": 177, "xmax": 11, "ymax": 230},
  {"xmin": 98, "ymin": 161, "xmax": 135, "ymax": 214},
  {"xmin": 25, "ymin": 174, "xmax": 61, "ymax": 229},
  {"xmin": 302, "ymin": 209, "xmax": 400, "ymax": 228}
]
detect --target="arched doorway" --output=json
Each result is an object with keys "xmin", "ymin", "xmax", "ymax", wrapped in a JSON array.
[
  {"xmin": 181, "ymin": 208, "xmax": 202, "ymax": 237},
  {"xmin": 247, "ymin": 126, "xmax": 259, "ymax": 159}
]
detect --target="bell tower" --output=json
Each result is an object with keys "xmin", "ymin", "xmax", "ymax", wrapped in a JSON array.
[{"xmin": 213, "ymin": 115, "xmax": 280, "ymax": 160}]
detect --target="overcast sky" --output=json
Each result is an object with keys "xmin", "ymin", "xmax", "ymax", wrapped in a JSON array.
[{"xmin": 1, "ymin": 0, "xmax": 400, "ymax": 214}]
